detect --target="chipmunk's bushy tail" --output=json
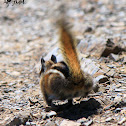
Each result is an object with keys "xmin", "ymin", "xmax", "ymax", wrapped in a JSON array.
[{"xmin": 59, "ymin": 22, "xmax": 83, "ymax": 81}]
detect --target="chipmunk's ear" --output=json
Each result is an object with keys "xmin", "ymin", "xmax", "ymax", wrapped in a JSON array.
[
  {"xmin": 39, "ymin": 57, "xmax": 45, "ymax": 76},
  {"xmin": 51, "ymin": 55, "xmax": 57, "ymax": 63},
  {"xmin": 41, "ymin": 57, "xmax": 45, "ymax": 65}
]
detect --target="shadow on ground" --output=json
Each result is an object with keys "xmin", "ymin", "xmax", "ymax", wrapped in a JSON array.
[{"xmin": 53, "ymin": 98, "xmax": 102, "ymax": 120}]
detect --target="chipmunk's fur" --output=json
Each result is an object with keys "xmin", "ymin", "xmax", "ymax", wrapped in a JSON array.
[{"xmin": 39, "ymin": 23, "xmax": 94, "ymax": 106}]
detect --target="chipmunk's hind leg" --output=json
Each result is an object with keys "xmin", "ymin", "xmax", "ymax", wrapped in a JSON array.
[{"xmin": 43, "ymin": 90, "xmax": 52, "ymax": 106}]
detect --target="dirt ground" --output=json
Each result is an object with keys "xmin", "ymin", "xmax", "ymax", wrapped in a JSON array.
[{"xmin": 0, "ymin": 0, "xmax": 126, "ymax": 126}]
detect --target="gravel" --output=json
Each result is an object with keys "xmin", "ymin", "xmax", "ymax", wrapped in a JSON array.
[{"xmin": 0, "ymin": 0, "xmax": 126, "ymax": 125}]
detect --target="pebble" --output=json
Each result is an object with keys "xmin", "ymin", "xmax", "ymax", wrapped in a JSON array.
[
  {"xmin": 0, "ymin": 107, "xmax": 4, "ymax": 112},
  {"xmin": 60, "ymin": 120, "xmax": 80, "ymax": 126},
  {"xmin": 11, "ymin": 71, "xmax": 20, "ymax": 76},
  {"xmin": 98, "ymin": 86, "xmax": 106, "ymax": 93},
  {"xmin": 77, "ymin": 117, "xmax": 87, "ymax": 123},
  {"xmin": 83, "ymin": 119, "xmax": 93, "ymax": 126},
  {"xmin": 95, "ymin": 75, "xmax": 109, "ymax": 84},
  {"xmin": 114, "ymin": 108, "xmax": 121, "ymax": 113},
  {"xmin": 42, "ymin": 113, "xmax": 47, "ymax": 120},
  {"xmin": 105, "ymin": 117, "xmax": 113, "ymax": 122},
  {"xmin": 122, "ymin": 107, "xmax": 126, "ymax": 110},
  {"xmin": 47, "ymin": 111, "xmax": 57, "ymax": 118},
  {"xmin": 0, "ymin": 81, "xmax": 8, "ymax": 84},
  {"xmin": 85, "ymin": 26, "xmax": 93, "ymax": 32},
  {"xmin": 26, "ymin": 122, "xmax": 36, "ymax": 125},
  {"xmin": 33, "ymin": 113, "xmax": 42, "ymax": 119},
  {"xmin": 107, "ymin": 65, "xmax": 116, "ymax": 68},
  {"xmin": 5, "ymin": 113, "xmax": 30, "ymax": 126},
  {"xmin": 114, "ymin": 88, "xmax": 126, "ymax": 92},
  {"xmin": 106, "ymin": 69, "xmax": 115, "ymax": 77},
  {"xmin": 3, "ymin": 95, "xmax": 9, "ymax": 99},
  {"xmin": 118, "ymin": 117, "xmax": 126, "ymax": 125},
  {"xmin": 114, "ymin": 96, "xmax": 122, "ymax": 103},
  {"xmin": 104, "ymin": 105, "xmax": 113, "ymax": 110},
  {"xmin": 45, "ymin": 121, "xmax": 57, "ymax": 126},
  {"xmin": 120, "ymin": 74, "xmax": 126, "ymax": 77},
  {"xmin": 4, "ymin": 88, "xmax": 13, "ymax": 93},
  {"xmin": 8, "ymin": 82, "xmax": 16, "ymax": 86},
  {"xmin": 84, "ymin": 5, "xmax": 95, "ymax": 13},
  {"xmin": 109, "ymin": 53, "xmax": 120, "ymax": 62},
  {"xmin": 121, "ymin": 110, "xmax": 126, "ymax": 115}
]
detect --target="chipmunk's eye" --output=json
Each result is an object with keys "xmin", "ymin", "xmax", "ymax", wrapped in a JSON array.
[{"xmin": 51, "ymin": 55, "xmax": 57, "ymax": 63}]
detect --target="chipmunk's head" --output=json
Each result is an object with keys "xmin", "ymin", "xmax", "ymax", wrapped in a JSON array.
[{"xmin": 39, "ymin": 55, "xmax": 57, "ymax": 76}]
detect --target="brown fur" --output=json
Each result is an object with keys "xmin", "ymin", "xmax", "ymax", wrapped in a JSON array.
[
  {"xmin": 60, "ymin": 26, "xmax": 84, "ymax": 82},
  {"xmin": 39, "ymin": 24, "xmax": 94, "ymax": 106}
]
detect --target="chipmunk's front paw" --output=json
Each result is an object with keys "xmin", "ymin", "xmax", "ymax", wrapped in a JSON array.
[{"xmin": 45, "ymin": 101, "xmax": 59, "ymax": 111}]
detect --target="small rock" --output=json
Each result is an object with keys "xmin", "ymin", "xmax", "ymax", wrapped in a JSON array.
[
  {"xmin": 122, "ymin": 56, "xmax": 126, "ymax": 64},
  {"xmin": 33, "ymin": 113, "xmax": 42, "ymax": 119},
  {"xmin": 40, "ymin": 120, "xmax": 44, "ymax": 125},
  {"xmin": 105, "ymin": 117, "xmax": 114, "ymax": 122},
  {"xmin": 106, "ymin": 38, "xmax": 114, "ymax": 47},
  {"xmin": 98, "ymin": 86, "xmax": 106, "ymax": 93},
  {"xmin": 95, "ymin": 75, "xmax": 110, "ymax": 84},
  {"xmin": 109, "ymin": 53, "xmax": 120, "ymax": 61},
  {"xmin": 120, "ymin": 74, "xmax": 126, "ymax": 77},
  {"xmin": 118, "ymin": 117, "xmax": 126, "ymax": 125},
  {"xmin": 85, "ymin": 27, "xmax": 93, "ymax": 32},
  {"xmin": 104, "ymin": 104, "xmax": 113, "ymax": 110},
  {"xmin": 11, "ymin": 71, "xmax": 20, "ymax": 76},
  {"xmin": 101, "ymin": 38, "xmax": 125, "ymax": 57},
  {"xmin": 3, "ymin": 95, "xmax": 9, "ymax": 99},
  {"xmin": 60, "ymin": 120, "xmax": 80, "ymax": 126},
  {"xmin": 101, "ymin": 47, "xmax": 114, "ymax": 58},
  {"xmin": 26, "ymin": 122, "xmax": 36, "ymax": 125},
  {"xmin": 77, "ymin": 117, "xmax": 87, "ymax": 123},
  {"xmin": 114, "ymin": 96, "xmax": 123, "ymax": 103},
  {"xmin": 122, "ymin": 107, "xmax": 126, "ymax": 110},
  {"xmin": 47, "ymin": 111, "xmax": 57, "ymax": 118},
  {"xmin": 41, "ymin": 113, "xmax": 47, "ymax": 120},
  {"xmin": 45, "ymin": 121, "xmax": 57, "ymax": 126},
  {"xmin": 4, "ymin": 88, "xmax": 13, "ymax": 93},
  {"xmin": 84, "ymin": 5, "xmax": 95, "ymax": 13},
  {"xmin": 83, "ymin": 119, "xmax": 93, "ymax": 126},
  {"xmin": 118, "ymin": 80, "xmax": 126, "ymax": 84},
  {"xmin": 0, "ymin": 81, "xmax": 8, "ymax": 84},
  {"xmin": 121, "ymin": 109, "xmax": 126, "ymax": 115},
  {"xmin": 106, "ymin": 69, "xmax": 115, "ymax": 77},
  {"xmin": 0, "ymin": 107, "xmax": 4, "ymax": 112},
  {"xmin": 5, "ymin": 112, "xmax": 30, "ymax": 126},
  {"xmin": 8, "ymin": 82, "xmax": 16, "ymax": 86},
  {"xmin": 114, "ymin": 108, "xmax": 121, "ymax": 113},
  {"xmin": 107, "ymin": 65, "xmax": 116, "ymax": 68},
  {"xmin": 114, "ymin": 88, "xmax": 126, "ymax": 92}
]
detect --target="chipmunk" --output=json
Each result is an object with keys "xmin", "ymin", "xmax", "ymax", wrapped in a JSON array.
[{"xmin": 39, "ymin": 23, "xmax": 94, "ymax": 107}]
